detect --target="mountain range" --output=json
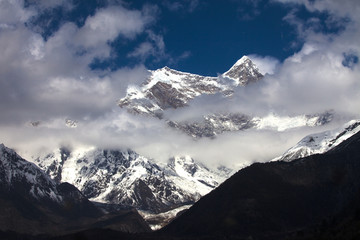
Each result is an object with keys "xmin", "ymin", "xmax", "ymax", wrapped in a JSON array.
[
  {"xmin": 1, "ymin": 116, "xmax": 360, "ymax": 239},
  {"xmin": 3, "ymin": 119, "xmax": 357, "ymax": 240},
  {"xmin": 25, "ymin": 56, "xmax": 337, "ymax": 229},
  {"xmin": 33, "ymin": 148, "xmax": 231, "ymax": 211},
  {"xmin": 32, "ymin": 147, "xmax": 231, "ymax": 229},
  {"xmin": 1, "ymin": 55, "xmax": 358, "ymax": 239}
]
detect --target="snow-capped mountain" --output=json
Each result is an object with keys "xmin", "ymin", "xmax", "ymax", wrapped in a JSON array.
[
  {"xmin": 0, "ymin": 144, "xmax": 151, "ymax": 234},
  {"xmin": 118, "ymin": 56, "xmax": 333, "ymax": 138},
  {"xmin": 118, "ymin": 56, "xmax": 263, "ymax": 117},
  {"xmin": 274, "ymin": 119, "xmax": 360, "ymax": 162},
  {"xmin": 33, "ymin": 148, "xmax": 232, "ymax": 214}
]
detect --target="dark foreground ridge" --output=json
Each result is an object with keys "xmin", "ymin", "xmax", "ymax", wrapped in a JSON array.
[
  {"xmin": 2, "ymin": 132, "xmax": 360, "ymax": 239},
  {"xmin": 159, "ymin": 131, "xmax": 360, "ymax": 239}
]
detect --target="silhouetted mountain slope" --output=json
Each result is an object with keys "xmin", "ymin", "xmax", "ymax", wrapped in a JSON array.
[{"xmin": 160, "ymin": 132, "xmax": 360, "ymax": 239}]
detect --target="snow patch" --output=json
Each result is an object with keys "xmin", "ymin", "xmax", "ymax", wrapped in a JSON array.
[{"xmin": 274, "ymin": 119, "xmax": 360, "ymax": 161}]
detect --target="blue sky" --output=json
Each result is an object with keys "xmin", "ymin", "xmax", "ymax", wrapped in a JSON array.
[
  {"xmin": 0, "ymin": 0, "xmax": 359, "ymax": 165},
  {"xmin": 25, "ymin": 0, "xmax": 349, "ymax": 75}
]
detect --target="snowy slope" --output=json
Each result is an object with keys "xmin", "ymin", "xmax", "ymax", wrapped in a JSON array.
[
  {"xmin": 166, "ymin": 156, "xmax": 228, "ymax": 197},
  {"xmin": 33, "ymin": 148, "xmax": 232, "ymax": 214},
  {"xmin": 274, "ymin": 120, "xmax": 360, "ymax": 162},
  {"xmin": 139, "ymin": 204, "xmax": 192, "ymax": 230}
]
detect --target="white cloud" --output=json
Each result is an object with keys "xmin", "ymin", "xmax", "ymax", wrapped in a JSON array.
[
  {"xmin": 0, "ymin": 0, "xmax": 35, "ymax": 26},
  {"xmin": 248, "ymin": 55, "xmax": 280, "ymax": 75},
  {"xmin": 276, "ymin": 0, "xmax": 360, "ymax": 18},
  {"xmin": 77, "ymin": 6, "xmax": 151, "ymax": 48},
  {"xmin": 0, "ymin": 1, "xmax": 154, "ymax": 126},
  {"xmin": 128, "ymin": 29, "xmax": 192, "ymax": 65},
  {"xmin": 261, "ymin": 0, "xmax": 360, "ymax": 117},
  {"xmin": 128, "ymin": 42, "xmax": 154, "ymax": 59}
]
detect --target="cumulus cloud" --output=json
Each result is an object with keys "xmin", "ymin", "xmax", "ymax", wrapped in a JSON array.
[
  {"xmin": 262, "ymin": 0, "xmax": 360, "ymax": 117},
  {"xmin": 0, "ymin": 1, "xmax": 152, "ymax": 125},
  {"xmin": 0, "ymin": 1, "xmax": 161, "ymax": 164},
  {"xmin": 77, "ymin": 6, "xmax": 153, "ymax": 48}
]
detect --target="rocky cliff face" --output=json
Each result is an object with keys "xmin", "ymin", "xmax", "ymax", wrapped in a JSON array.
[{"xmin": 223, "ymin": 56, "xmax": 263, "ymax": 85}]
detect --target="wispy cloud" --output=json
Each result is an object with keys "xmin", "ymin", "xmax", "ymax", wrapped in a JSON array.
[
  {"xmin": 162, "ymin": 0, "xmax": 199, "ymax": 13},
  {"xmin": 128, "ymin": 30, "xmax": 192, "ymax": 66},
  {"xmin": 233, "ymin": 0, "xmax": 268, "ymax": 20},
  {"xmin": 128, "ymin": 30, "xmax": 166, "ymax": 61},
  {"xmin": 248, "ymin": 55, "xmax": 280, "ymax": 75}
]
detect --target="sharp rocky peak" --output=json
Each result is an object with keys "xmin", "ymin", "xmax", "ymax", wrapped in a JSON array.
[
  {"xmin": 230, "ymin": 55, "xmax": 251, "ymax": 67},
  {"xmin": 223, "ymin": 55, "xmax": 263, "ymax": 85}
]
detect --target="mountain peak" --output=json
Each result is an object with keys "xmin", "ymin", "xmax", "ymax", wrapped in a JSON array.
[
  {"xmin": 118, "ymin": 56, "xmax": 263, "ymax": 116},
  {"xmin": 233, "ymin": 55, "xmax": 251, "ymax": 66},
  {"xmin": 159, "ymin": 66, "xmax": 171, "ymax": 71},
  {"xmin": 223, "ymin": 55, "xmax": 263, "ymax": 85}
]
